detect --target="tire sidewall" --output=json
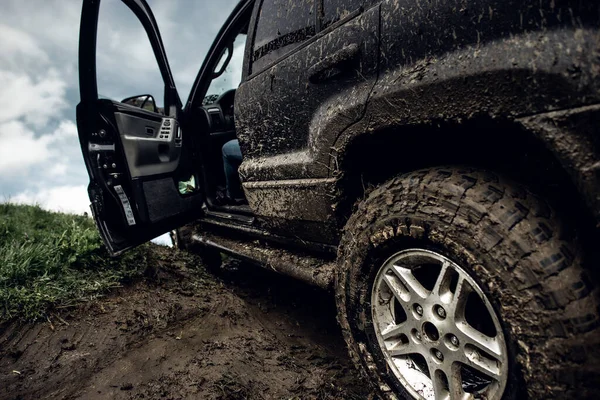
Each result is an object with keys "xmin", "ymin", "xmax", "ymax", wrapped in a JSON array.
[{"xmin": 337, "ymin": 215, "xmax": 523, "ymax": 399}]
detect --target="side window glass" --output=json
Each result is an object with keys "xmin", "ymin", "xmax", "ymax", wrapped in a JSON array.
[
  {"xmin": 96, "ymin": 1, "xmax": 164, "ymax": 111},
  {"xmin": 205, "ymin": 33, "xmax": 247, "ymax": 104},
  {"xmin": 252, "ymin": 0, "xmax": 315, "ymax": 73},
  {"xmin": 323, "ymin": 0, "xmax": 363, "ymax": 28}
]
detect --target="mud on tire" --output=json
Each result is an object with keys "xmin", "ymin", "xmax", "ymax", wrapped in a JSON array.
[{"xmin": 335, "ymin": 167, "xmax": 600, "ymax": 399}]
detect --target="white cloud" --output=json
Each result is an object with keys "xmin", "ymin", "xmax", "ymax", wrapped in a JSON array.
[
  {"xmin": 0, "ymin": 121, "xmax": 52, "ymax": 173},
  {"xmin": 0, "ymin": 24, "xmax": 49, "ymax": 65},
  {"xmin": 12, "ymin": 185, "xmax": 90, "ymax": 215},
  {"xmin": 0, "ymin": 24, "xmax": 70, "ymax": 128},
  {"xmin": 0, "ymin": 2, "xmax": 79, "ymax": 64},
  {"xmin": 47, "ymin": 162, "xmax": 69, "ymax": 177},
  {"xmin": 0, "ymin": 69, "xmax": 68, "ymax": 127},
  {"xmin": 0, "ymin": 119, "xmax": 78, "ymax": 175},
  {"xmin": 45, "ymin": 119, "xmax": 78, "ymax": 141}
]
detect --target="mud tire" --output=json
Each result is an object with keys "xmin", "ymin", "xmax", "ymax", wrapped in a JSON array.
[
  {"xmin": 171, "ymin": 225, "xmax": 222, "ymax": 271},
  {"xmin": 335, "ymin": 167, "xmax": 600, "ymax": 399}
]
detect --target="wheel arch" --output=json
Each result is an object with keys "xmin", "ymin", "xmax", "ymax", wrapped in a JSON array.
[
  {"xmin": 331, "ymin": 115, "xmax": 599, "ymax": 252},
  {"xmin": 326, "ymin": 24, "xmax": 600, "ymax": 234}
]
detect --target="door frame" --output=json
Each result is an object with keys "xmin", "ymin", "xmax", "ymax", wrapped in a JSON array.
[
  {"xmin": 77, "ymin": 0, "xmax": 203, "ymax": 255},
  {"xmin": 79, "ymin": 0, "xmax": 181, "ymax": 112},
  {"xmin": 184, "ymin": 0, "xmax": 256, "ymax": 112}
]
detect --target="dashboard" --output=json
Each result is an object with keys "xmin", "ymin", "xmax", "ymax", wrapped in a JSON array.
[{"xmin": 202, "ymin": 89, "xmax": 236, "ymax": 134}]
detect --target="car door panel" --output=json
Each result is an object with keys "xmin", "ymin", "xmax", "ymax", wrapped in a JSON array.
[
  {"xmin": 77, "ymin": 0, "xmax": 204, "ymax": 255},
  {"xmin": 114, "ymin": 112, "xmax": 181, "ymax": 178},
  {"xmin": 235, "ymin": 3, "xmax": 380, "ymax": 243},
  {"xmin": 237, "ymin": 4, "xmax": 380, "ymax": 177}
]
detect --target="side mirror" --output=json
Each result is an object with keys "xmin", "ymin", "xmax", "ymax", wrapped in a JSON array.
[{"xmin": 121, "ymin": 94, "xmax": 158, "ymax": 113}]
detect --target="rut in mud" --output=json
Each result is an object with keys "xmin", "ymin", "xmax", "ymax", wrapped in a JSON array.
[{"xmin": 0, "ymin": 248, "xmax": 372, "ymax": 399}]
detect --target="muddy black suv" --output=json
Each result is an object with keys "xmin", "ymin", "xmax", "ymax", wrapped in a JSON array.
[{"xmin": 77, "ymin": 0, "xmax": 600, "ymax": 398}]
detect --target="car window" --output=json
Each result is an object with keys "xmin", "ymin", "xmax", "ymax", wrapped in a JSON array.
[
  {"xmin": 323, "ymin": 0, "xmax": 364, "ymax": 28},
  {"xmin": 204, "ymin": 33, "xmax": 247, "ymax": 104},
  {"xmin": 252, "ymin": 0, "xmax": 316, "ymax": 73},
  {"xmin": 95, "ymin": 1, "xmax": 164, "ymax": 108}
]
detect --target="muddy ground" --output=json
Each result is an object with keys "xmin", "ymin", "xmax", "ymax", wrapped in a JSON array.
[{"xmin": 0, "ymin": 248, "xmax": 372, "ymax": 399}]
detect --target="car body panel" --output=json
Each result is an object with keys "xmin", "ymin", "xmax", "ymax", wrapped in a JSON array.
[
  {"xmin": 77, "ymin": 0, "xmax": 600, "ymax": 253},
  {"xmin": 235, "ymin": 2, "xmax": 381, "ymax": 242},
  {"xmin": 234, "ymin": 0, "xmax": 600, "ymax": 245}
]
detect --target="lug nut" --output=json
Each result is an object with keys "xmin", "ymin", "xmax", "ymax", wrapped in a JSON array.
[
  {"xmin": 436, "ymin": 306, "xmax": 446, "ymax": 319},
  {"xmin": 414, "ymin": 331, "xmax": 422, "ymax": 341},
  {"xmin": 450, "ymin": 335, "xmax": 459, "ymax": 347},
  {"xmin": 415, "ymin": 305, "xmax": 423, "ymax": 316},
  {"xmin": 434, "ymin": 349, "xmax": 444, "ymax": 361}
]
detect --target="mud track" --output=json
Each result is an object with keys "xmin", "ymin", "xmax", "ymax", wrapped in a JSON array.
[{"xmin": 0, "ymin": 248, "xmax": 371, "ymax": 399}]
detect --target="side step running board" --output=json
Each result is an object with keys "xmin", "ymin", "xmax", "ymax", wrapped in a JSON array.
[{"xmin": 192, "ymin": 231, "xmax": 336, "ymax": 291}]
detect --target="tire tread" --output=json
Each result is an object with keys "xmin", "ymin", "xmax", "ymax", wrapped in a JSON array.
[{"xmin": 335, "ymin": 167, "xmax": 600, "ymax": 399}]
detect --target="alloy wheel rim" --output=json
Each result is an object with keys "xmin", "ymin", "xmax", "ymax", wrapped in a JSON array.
[{"xmin": 371, "ymin": 249, "xmax": 508, "ymax": 400}]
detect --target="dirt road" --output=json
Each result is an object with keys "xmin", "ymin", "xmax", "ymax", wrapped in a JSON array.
[{"xmin": 0, "ymin": 248, "xmax": 371, "ymax": 399}]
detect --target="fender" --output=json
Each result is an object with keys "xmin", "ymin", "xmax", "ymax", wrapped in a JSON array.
[
  {"xmin": 327, "ymin": 26, "xmax": 600, "ymax": 223},
  {"xmin": 517, "ymin": 105, "xmax": 600, "ymax": 225}
]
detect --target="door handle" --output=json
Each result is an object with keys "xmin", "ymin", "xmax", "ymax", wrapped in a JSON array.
[{"xmin": 308, "ymin": 43, "xmax": 360, "ymax": 84}]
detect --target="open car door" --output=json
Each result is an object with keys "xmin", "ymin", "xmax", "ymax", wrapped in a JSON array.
[{"xmin": 77, "ymin": 0, "xmax": 204, "ymax": 255}]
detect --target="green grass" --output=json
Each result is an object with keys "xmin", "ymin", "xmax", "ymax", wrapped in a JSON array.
[{"xmin": 0, "ymin": 203, "xmax": 153, "ymax": 322}]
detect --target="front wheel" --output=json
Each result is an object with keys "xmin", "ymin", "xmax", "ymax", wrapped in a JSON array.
[{"xmin": 335, "ymin": 167, "xmax": 599, "ymax": 399}]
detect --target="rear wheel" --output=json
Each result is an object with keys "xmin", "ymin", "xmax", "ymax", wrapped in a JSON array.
[{"xmin": 336, "ymin": 167, "xmax": 600, "ymax": 399}]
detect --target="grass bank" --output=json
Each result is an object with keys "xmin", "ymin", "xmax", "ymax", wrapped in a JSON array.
[{"xmin": 0, "ymin": 203, "xmax": 154, "ymax": 322}]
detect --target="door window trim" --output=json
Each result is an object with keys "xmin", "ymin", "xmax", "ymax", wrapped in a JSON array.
[
  {"xmin": 242, "ymin": 0, "xmax": 262, "ymax": 81},
  {"xmin": 246, "ymin": 6, "xmax": 363, "ymax": 80},
  {"xmin": 185, "ymin": 1, "xmax": 255, "ymax": 112},
  {"xmin": 79, "ymin": 0, "xmax": 181, "ymax": 113}
]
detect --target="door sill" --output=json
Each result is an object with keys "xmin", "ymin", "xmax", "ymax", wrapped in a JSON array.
[
  {"xmin": 205, "ymin": 198, "xmax": 254, "ymax": 216},
  {"xmin": 203, "ymin": 206, "xmax": 255, "ymax": 225},
  {"xmin": 192, "ymin": 230, "xmax": 335, "ymax": 290},
  {"xmin": 198, "ymin": 216, "xmax": 337, "ymax": 255}
]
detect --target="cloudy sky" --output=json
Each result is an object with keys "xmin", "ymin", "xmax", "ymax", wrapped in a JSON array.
[
  {"xmin": 0, "ymin": 0, "xmax": 240, "ymax": 211},
  {"xmin": 0, "ymin": 0, "xmax": 239, "ymax": 241}
]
